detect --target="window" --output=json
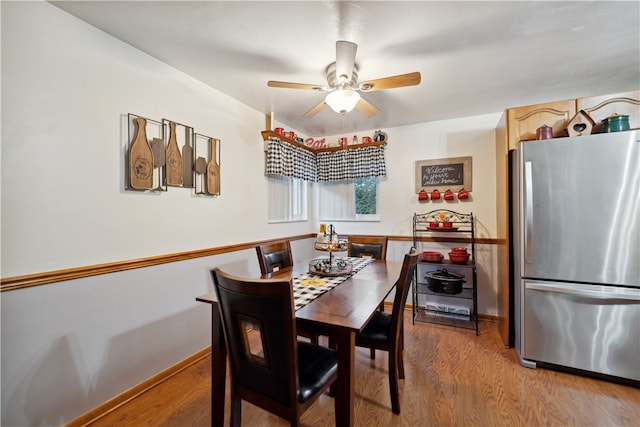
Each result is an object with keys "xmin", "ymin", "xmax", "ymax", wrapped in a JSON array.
[
  {"xmin": 268, "ymin": 175, "xmax": 307, "ymax": 223},
  {"xmin": 355, "ymin": 176, "xmax": 377, "ymax": 215},
  {"xmin": 318, "ymin": 177, "xmax": 379, "ymax": 221}
]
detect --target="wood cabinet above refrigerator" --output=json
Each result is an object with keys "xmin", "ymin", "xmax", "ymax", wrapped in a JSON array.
[
  {"xmin": 504, "ymin": 100, "xmax": 576, "ymax": 151},
  {"xmin": 577, "ymin": 90, "xmax": 640, "ymax": 132}
]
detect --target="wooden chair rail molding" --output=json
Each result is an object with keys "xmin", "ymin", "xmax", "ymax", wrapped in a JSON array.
[
  {"xmin": 1, "ymin": 234, "xmax": 497, "ymax": 292},
  {"xmin": 410, "ymin": 235, "xmax": 496, "ymax": 245},
  {"xmin": 0, "ymin": 234, "xmax": 314, "ymax": 292}
]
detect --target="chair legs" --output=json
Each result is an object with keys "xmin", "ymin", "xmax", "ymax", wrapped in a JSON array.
[
  {"xmin": 388, "ymin": 347, "xmax": 400, "ymax": 414},
  {"xmin": 369, "ymin": 302, "xmax": 386, "ymax": 360},
  {"xmin": 386, "ymin": 338, "xmax": 407, "ymax": 414},
  {"xmin": 231, "ymin": 391, "xmax": 242, "ymax": 427}
]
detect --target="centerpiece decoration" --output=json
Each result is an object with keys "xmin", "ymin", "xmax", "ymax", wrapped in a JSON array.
[{"xmin": 310, "ymin": 224, "xmax": 353, "ymax": 276}]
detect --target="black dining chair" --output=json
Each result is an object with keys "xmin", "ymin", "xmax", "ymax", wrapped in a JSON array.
[
  {"xmin": 347, "ymin": 235, "xmax": 388, "ymax": 261},
  {"xmin": 354, "ymin": 247, "xmax": 418, "ymax": 415},
  {"xmin": 348, "ymin": 235, "xmax": 389, "ymax": 358},
  {"xmin": 211, "ymin": 268, "xmax": 338, "ymax": 427},
  {"xmin": 256, "ymin": 241, "xmax": 294, "ymax": 275},
  {"xmin": 256, "ymin": 241, "xmax": 320, "ymax": 345}
]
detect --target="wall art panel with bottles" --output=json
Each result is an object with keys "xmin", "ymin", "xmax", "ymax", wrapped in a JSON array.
[{"xmin": 126, "ymin": 113, "xmax": 220, "ymax": 196}]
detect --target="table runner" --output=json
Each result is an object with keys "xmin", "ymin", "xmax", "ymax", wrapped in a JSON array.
[{"xmin": 292, "ymin": 257, "xmax": 374, "ymax": 310}]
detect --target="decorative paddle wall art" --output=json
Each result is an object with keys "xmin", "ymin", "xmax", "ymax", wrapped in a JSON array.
[
  {"xmin": 162, "ymin": 119, "xmax": 194, "ymax": 188},
  {"xmin": 128, "ymin": 114, "xmax": 164, "ymax": 191},
  {"xmin": 194, "ymin": 133, "xmax": 221, "ymax": 196},
  {"xmin": 126, "ymin": 113, "xmax": 220, "ymax": 196}
]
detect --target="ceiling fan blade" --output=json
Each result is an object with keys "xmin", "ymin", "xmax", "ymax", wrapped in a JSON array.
[
  {"xmin": 268, "ymin": 81, "xmax": 327, "ymax": 91},
  {"xmin": 335, "ymin": 41, "xmax": 357, "ymax": 83},
  {"xmin": 303, "ymin": 100, "xmax": 328, "ymax": 119},
  {"xmin": 359, "ymin": 72, "xmax": 421, "ymax": 92},
  {"xmin": 355, "ymin": 97, "xmax": 380, "ymax": 117}
]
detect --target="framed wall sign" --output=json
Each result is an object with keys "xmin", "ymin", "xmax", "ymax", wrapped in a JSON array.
[{"xmin": 415, "ymin": 156, "xmax": 472, "ymax": 192}]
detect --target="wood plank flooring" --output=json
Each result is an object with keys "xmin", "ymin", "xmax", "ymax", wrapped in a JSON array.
[{"xmin": 85, "ymin": 313, "xmax": 640, "ymax": 426}]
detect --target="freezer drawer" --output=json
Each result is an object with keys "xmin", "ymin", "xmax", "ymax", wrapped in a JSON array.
[{"xmin": 522, "ymin": 280, "xmax": 640, "ymax": 381}]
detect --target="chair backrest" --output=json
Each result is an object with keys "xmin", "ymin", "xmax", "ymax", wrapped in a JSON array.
[
  {"xmin": 211, "ymin": 268, "xmax": 298, "ymax": 409},
  {"xmin": 256, "ymin": 241, "xmax": 293, "ymax": 275},
  {"xmin": 389, "ymin": 248, "xmax": 419, "ymax": 339},
  {"xmin": 348, "ymin": 235, "xmax": 388, "ymax": 260}
]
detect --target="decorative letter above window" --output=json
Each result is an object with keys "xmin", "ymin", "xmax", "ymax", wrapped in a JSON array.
[{"xmin": 265, "ymin": 138, "xmax": 387, "ymax": 182}]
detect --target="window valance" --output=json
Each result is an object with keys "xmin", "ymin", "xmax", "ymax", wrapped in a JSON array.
[
  {"xmin": 265, "ymin": 139, "xmax": 318, "ymax": 181},
  {"xmin": 265, "ymin": 138, "xmax": 387, "ymax": 182},
  {"xmin": 316, "ymin": 145, "xmax": 386, "ymax": 181}
]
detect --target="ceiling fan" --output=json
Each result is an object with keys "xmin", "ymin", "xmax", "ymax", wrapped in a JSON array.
[{"xmin": 267, "ymin": 41, "xmax": 421, "ymax": 119}]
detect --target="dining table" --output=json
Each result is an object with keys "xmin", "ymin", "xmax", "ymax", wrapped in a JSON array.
[{"xmin": 196, "ymin": 256, "xmax": 403, "ymax": 427}]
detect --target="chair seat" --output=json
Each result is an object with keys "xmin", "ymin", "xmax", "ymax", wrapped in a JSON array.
[
  {"xmin": 357, "ymin": 311, "xmax": 391, "ymax": 343},
  {"xmin": 297, "ymin": 341, "xmax": 338, "ymax": 403}
]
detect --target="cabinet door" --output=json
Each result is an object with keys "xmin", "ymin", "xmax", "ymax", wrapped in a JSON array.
[
  {"xmin": 577, "ymin": 90, "xmax": 640, "ymax": 132},
  {"xmin": 505, "ymin": 100, "xmax": 576, "ymax": 150}
]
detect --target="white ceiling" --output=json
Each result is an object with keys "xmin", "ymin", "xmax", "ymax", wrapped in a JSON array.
[{"xmin": 51, "ymin": 1, "xmax": 640, "ymax": 137}]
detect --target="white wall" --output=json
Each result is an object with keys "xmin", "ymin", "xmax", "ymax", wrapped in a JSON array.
[
  {"xmin": 317, "ymin": 116, "xmax": 500, "ymax": 236},
  {"xmin": 0, "ymin": 2, "xmax": 310, "ymax": 425},
  {"xmin": 320, "ymin": 114, "xmax": 502, "ymax": 316},
  {"xmin": 1, "ymin": 2, "xmax": 501, "ymax": 425},
  {"xmin": 1, "ymin": 1, "xmax": 311, "ymax": 279}
]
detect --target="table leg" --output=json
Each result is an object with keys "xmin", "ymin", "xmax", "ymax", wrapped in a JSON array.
[
  {"xmin": 334, "ymin": 329, "xmax": 355, "ymax": 427},
  {"xmin": 211, "ymin": 303, "xmax": 227, "ymax": 427}
]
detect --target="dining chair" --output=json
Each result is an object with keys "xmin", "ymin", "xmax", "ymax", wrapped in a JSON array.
[
  {"xmin": 347, "ymin": 235, "xmax": 388, "ymax": 260},
  {"xmin": 256, "ymin": 241, "xmax": 320, "ymax": 345},
  {"xmin": 354, "ymin": 247, "xmax": 419, "ymax": 415},
  {"xmin": 256, "ymin": 240, "xmax": 294, "ymax": 275},
  {"xmin": 348, "ymin": 235, "xmax": 389, "ymax": 358},
  {"xmin": 211, "ymin": 268, "xmax": 338, "ymax": 427}
]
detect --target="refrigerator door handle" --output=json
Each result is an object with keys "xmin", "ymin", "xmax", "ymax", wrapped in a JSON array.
[
  {"xmin": 524, "ymin": 161, "xmax": 533, "ymax": 264},
  {"xmin": 527, "ymin": 282, "xmax": 640, "ymax": 301}
]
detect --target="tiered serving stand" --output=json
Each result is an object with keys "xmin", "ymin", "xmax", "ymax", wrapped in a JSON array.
[{"xmin": 310, "ymin": 225, "xmax": 353, "ymax": 276}]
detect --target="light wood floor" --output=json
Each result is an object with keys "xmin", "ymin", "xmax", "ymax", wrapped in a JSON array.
[{"xmin": 86, "ymin": 313, "xmax": 640, "ymax": 426}]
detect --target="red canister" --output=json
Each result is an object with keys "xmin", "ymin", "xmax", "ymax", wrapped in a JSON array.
[{"xmin": 536, "ymin": 125, "xmax": 553, "ymax": 140}]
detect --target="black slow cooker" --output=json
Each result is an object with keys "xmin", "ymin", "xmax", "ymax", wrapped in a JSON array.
[{"xmin": 425, "ymin": 269, "xmax": 465, "ymax": 295}]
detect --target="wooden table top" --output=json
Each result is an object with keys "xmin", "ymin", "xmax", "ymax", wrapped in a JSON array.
[
  {"xmin": 197, "ymin": 259, "xmax": 402, "ymax": 332},
  {"xmin": 294, "ymin": 260, "xmax": 401, "ymax": 331}
]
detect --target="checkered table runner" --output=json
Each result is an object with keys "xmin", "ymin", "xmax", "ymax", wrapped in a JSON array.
[{"xmin": 292, "ymin": 257, "xmax": 374, "ymax": 310}]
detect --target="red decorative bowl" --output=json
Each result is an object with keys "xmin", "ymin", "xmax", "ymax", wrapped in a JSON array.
[
  {"xmin": 451, "ymin": 247, "xmax": 468, "ymax": 254},
  {"xmin": 448, "ymin": 252, "xmax": 470, "ymax": 264},
  {"xmin": 421, "ymin": 251, "xmax": 444, "ymax": 263}
]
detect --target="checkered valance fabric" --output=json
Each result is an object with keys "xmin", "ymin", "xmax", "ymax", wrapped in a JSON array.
[
  {"xmin": 265, "ymin": 139, "xmax": 318, "ymax": 181},
  {"xmin": 265, "ymin": 138, "xmax": 387, "ymax": 182},
  {"xmin": 316, "ymin": 145, "xmax": 386, "ymax": 181}
]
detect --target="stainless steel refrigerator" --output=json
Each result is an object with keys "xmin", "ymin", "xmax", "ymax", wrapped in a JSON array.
[{"xmin": 512, "ymin": 129, "xmax": 640, "ymax": 383}]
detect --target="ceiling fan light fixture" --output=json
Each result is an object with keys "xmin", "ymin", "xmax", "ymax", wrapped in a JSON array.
[{"xmin": 325, "ymin": 89, "xmax": 360, "ymax": 114}]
